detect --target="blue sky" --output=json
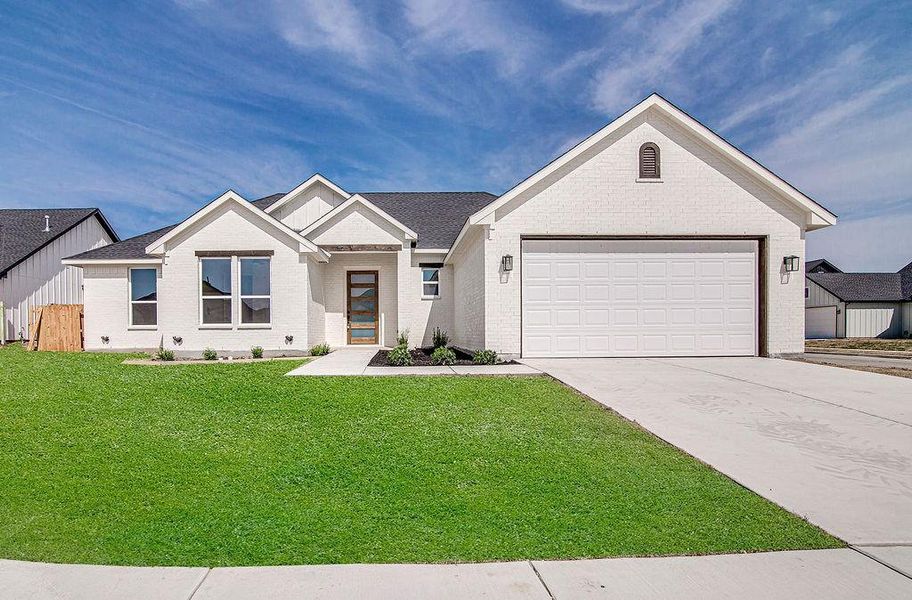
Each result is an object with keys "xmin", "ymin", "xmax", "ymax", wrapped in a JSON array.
[{"xmin": 1, "ymin": 0, "xmax": 910, "ymax": 270}]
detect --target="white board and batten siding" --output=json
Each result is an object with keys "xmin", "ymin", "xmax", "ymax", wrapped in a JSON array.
[
  {"xmin": 1, "ymin": 217, "xmax": 112, "ymax": 341},
  {"xmin": 845, "ymin": 303, "xmax": 903, "ymax": 338},
  {"xmin": 521, "ymin": 239, "xmax": 758, "ymax": 357}
]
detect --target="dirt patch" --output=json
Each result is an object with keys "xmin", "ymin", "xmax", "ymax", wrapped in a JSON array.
[
  {"xmin": 806, "ymin": 338, "xmax": 912, "ymax": 352},
  {"xmin": 788, "ymin": 358, "xmax": 912, "ymax": 380},
  {"xmin": 369, "ymin": 347, "xmax": 516, "ymax": 367}
]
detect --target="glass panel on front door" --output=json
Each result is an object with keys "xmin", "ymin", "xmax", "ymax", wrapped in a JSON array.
[{"xmin": 347, "ymin": 271, "xmax": 379, "ymax": 344}]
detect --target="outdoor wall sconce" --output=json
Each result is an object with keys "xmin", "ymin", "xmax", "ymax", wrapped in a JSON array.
[
  {"xmin": 501, "ymin": 254, "xmax": 514, "ymax": 272},
  {"xmin": 285, "ymin": 335, "xmax": 294, "ymax": 344},
  {"xmin": 172, "ymin": 336, "xmax": 183, "ymax": 346},
  {"xmin": 783, "ymin": 255, "xmax": 800, "ymax": 272},
  {"xmin": 100, "ymin": 335, "xmax": 109, "ymax": 344}
]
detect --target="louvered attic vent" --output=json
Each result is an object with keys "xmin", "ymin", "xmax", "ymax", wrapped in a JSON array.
[{"xmin": 639, "ymin": 143, "xmax": 660, "ymax": 179}]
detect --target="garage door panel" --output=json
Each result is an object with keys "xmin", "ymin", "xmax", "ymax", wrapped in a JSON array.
[{"xmin": 522, "ymin": 239, "xmax": 757, "ymax": 357}]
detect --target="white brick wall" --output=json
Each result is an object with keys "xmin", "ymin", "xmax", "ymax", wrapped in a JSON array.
[
  {"xmin": 84, "ymin": 204, "xmax": 314, "ymax": 353},
  {"xmin": 398, "ymin": 251, "xmax": 453, "ymax": 347},
  {"xmin": 451, "ymin": 227, "xmax": 485, "ymax": 350},
  {"xmin": 478, "ymin": 111, "xmax": 807, "ymax": 356},
  {"xmin": 322, "ymin": 252, "xmax": 399, "ymax": 347}
]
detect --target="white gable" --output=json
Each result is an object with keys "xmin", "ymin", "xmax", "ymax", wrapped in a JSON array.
[
  {"xmin": 307, "ymin": 202, "xmax": 406, "ymax": 246},
  {"xmin": 271, "ymin": 180, "xmax": 349, "ymax": 230}
]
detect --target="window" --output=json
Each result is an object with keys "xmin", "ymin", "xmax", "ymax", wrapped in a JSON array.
[
  {"xmin": 421, "ymin": 266, "xmax": 440, "ymax": 299},
  {"xmin": 200, "ymin": 258, "xmax": 232, "ymax": 324},
  {"xmin": 129, "ymin": 268, "xmax": 157, "ymax": 327},
  {"xmin": 805, "ymin": 287, "xmax": 809, "ymax": 298},
  {"xmin": 639, "ymin": 142, "xmax": 660, "ymax": 179},
  {"xmin": 240, "ymin": 258, "xmax": 271, "ymax": 324}
]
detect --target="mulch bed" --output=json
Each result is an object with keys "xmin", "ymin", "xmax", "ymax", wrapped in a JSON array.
[{"xmin": 369, "ymin": 347, "xmax": 516, "ymax": 367}]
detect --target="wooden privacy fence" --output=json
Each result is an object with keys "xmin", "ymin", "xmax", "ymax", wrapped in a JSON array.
[{"xmin": 28, "ymin": 304, "xmax": 84, "ymax": 351}]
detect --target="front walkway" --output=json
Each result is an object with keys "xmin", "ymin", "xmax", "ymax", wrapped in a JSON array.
[
  {"xmin": 3, "ymin": 548, "xmax": 910, "ymax": 599},
  {"xmin": 286, "ymin": 347, "xmax": 541, "ymax": 376},
  {"xmin": 523, "ymin": 356, "xmax": 912, "ymax": 575}
]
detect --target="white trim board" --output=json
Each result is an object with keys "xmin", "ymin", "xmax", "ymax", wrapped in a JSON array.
[
  {"xmin": 264, "ymin": 173, "xmax": 351, "ymax": 215},
  {"xmin": 144, "ymin": 190, "xmax": 329, "ymax": 261},
  {"xmin": 299, "ymin": 194, "xmax": 418, "ymax": 241}
]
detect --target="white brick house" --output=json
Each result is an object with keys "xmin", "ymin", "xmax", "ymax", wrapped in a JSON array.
[{"xmin": 65, "ymin": 95, "xmax": 836, "ymax": 357}]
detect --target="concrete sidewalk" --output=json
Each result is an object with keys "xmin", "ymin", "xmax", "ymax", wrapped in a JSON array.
[
  {"xmin": 286, "ymin": 347, "xmax": 541, "ymax": 376},
  {"xmin": 3, "ymin": 549, "xmax": 910, "ymax": 599}
]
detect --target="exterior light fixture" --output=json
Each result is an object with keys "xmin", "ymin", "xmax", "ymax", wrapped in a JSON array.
[
  {"xmin": 501, "ymin": 254, "xmax": 514, "ymax": 272},
  {"xmin": 783, "ymin": 255, "xmax": 800, "ymax": 272}
]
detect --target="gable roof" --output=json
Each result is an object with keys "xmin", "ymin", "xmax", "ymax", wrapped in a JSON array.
[
  {"xmin": 805, "ymin": 258, "xmax": 842, "ymax": 273},
  {"xmin": 466, "ymin": 93, "xmax": 837, "ymax": 229},
  {"xmin": 263, "ymin": 174, "xmax": 351, "ymax": 215},
  {"xmin": 64, "ymin": 194, "xmax": 292, "ymax": 263},
  {"xmin": 299, "ymin": 194, "xmax": 419, "ymax": 241},
  {"xmin": 360, "ymin": 192, "xmax": 497, "ymax": 249},
  {"xmin": 144, "ymin": 190, "xmax": 325, "ymax": 257},
  {"xmin": 0, "ymin": 208, "xmax": 118, "ymax": 276},
  {"xmin": 807, "ymin": 272, "xmax": 910, "ymax": 302}
]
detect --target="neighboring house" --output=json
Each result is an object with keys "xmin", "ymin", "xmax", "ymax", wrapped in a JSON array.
[
  {"xmin": 805, "ymin": 258, "xmax": 842, "ymax": 274},
  {"xmin": 1, "ymin": 208, "xmax": 118, "ymax": 341},
  {"xmin": 64, "ymin": 94, "xmax": 836, "ymax": 357},
  {"xmin": 805, "ymin": 259, "xmax": 912, "ymax": 339}
]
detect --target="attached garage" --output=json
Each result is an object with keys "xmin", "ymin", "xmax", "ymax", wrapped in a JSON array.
[{"xmin": 521, "ymin": 239, "xmax": 758, "ymax": 357}]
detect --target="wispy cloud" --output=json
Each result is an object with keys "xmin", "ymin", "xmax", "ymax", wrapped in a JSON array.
[
  {"xmin": 272, "ymin": 0, "xmax": 389, "ymax": 65},
  {"xmin": 401, "ymin": 0, "xmax": 540, "ymax": 77},
  {"xmin": 559, "ymin": 0, "xmax": 640, "ymax": 15},
  {"xmin": 1, "ymin": 0, "xmax": 909, "ymax": 267},
  {"xmin": 590, "ymin": 0, "xmax": 737, "ymax": 112}
]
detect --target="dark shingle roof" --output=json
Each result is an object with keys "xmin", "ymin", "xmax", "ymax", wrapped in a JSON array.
[
  {"xmin": 807, "ymin": 272, "xmax": 908, "ymax": 302},
  {"xmin": 0, "ymin": 208, "xmax": 118, "ymax": 276},
  {"xmin": 250, "ymin": 193, "xmax": 285, "ymax": 211},
  {"xmin": 805, "ymin": 258, "xmax": 842, "ymax": 273},
  {"xmin": 67, "ymin": 191, "xmax": 497, "ymax": 260},
  {"xmin": 359, "ymin": 192, "xmax": 497, "ymax": 249},
  {"xmin": 65, "ymin": 223, "xmax": 177, "ymax": 261}
]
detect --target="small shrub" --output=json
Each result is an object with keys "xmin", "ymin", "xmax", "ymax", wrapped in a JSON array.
[
  {"xmin": 310, "ymin": 342, "xmax": 331, "ymax": 356},
  {"xmin": 251, "ymin": 346, "xmax": 264, "ymax": 359},
  {"xmin": 473, "ymin": 349, "xmax": 498, "ymax": 365},
  {"xmin": 396, "ymin": 329, "xmax": 410, "ymax": 347},
  {"xmin": 431, "ymin": 346, "xmax": 456, "ymax": 366},
  {"xmin": 202, "ymin": 347, "xmax": 218, "ymax": 361},
  {"xmin": 432, "ymin": 327, "xmax": 449, "ymax": 349},
  {"xmin": 388, "ymin": 345, "xmax": 413, "ymax": 366},
  {"xmin": 156, "ymin": 348, "xmax": 175, "ymax": 361}
]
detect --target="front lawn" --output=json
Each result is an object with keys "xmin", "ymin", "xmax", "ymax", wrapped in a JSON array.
[
  {"xmin": 0, "ymin": 345, "xmax": 838, "ymax": 566},
  {"xmin": 806, "ymin": 338, "xmax": 912, "ymax": 352}
]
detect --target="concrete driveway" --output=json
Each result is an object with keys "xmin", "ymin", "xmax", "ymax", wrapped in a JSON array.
[{"xmin": 523, "ymin": 357, "xmax": 912, "ymax": 574}]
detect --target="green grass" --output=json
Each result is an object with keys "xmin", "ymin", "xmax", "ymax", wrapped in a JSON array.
[
  {"xmin": 807, "ymin": 338, "xmax": 912, "ymax": 352},
  {"xmin": 0, "ymin": 345, "xmax": 838, "ymax": 566}
]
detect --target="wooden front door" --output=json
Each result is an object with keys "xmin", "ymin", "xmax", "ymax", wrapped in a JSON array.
[{"xmin": 347, "ymin": 270, "xmax": 379, "ymax": 344}]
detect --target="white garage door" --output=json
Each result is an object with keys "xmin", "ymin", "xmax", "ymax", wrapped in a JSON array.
[
  {"xmin": 522, "ymin": 239, "xmax": 758, "ymax": 357},
  {"xmin": 805, "ymin": 306, "xmax": 837, "ymax": 339}
]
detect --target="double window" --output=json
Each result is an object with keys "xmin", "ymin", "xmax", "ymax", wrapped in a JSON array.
[
  {"xmin": 200, "ymin": 256, "xmax": 271, "ymax": 326},
  {"xmin": 129, "ymin": 268, "xmax": 158, "ymax": 327},
  {"xmin": 421, "ymin": 265, "xmax": 440, "ymax": 299}
]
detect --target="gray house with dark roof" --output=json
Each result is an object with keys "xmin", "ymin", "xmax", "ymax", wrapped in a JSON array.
[
  {"xmin": 805, "ymin": 259, "xmax": 912, "ymax": 339},
  {"xmin": 1, "ymin": 208, "xmax": 118, "ymax": 341}
]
